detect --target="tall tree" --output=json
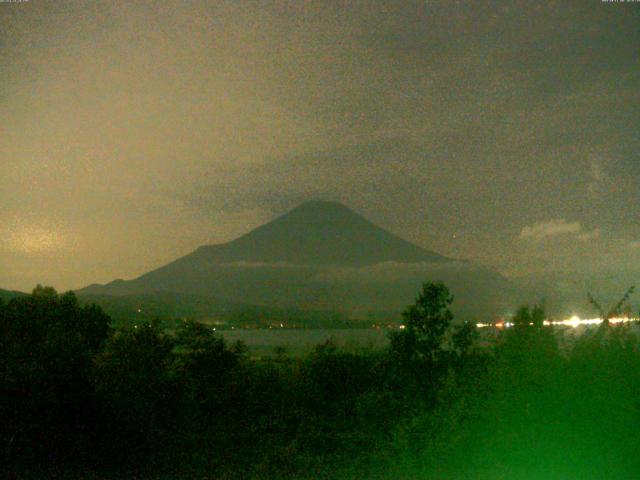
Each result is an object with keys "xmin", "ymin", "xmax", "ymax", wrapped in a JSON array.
[{"xmin": 390, "ymin": 281, "xmax": 454, "ymax": 364}]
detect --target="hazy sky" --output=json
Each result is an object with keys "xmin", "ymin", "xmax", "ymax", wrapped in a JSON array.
[{"xmin": 1, "ymin": 0, "xmax": 639, "ymax": 291}]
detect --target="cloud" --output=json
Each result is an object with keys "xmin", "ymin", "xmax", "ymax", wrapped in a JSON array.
[
  {"xmin": 0, "ymin": 218, "xmax": 78, "ymax": 255},
  {"xmin": 519, "ymin": 220, "xmax": 582, "ymax": 241},
  {"xmin": 312, "ymin": 261, "xmax": 495, "ymax": 285},
  {"xmin": 519, "ymin": 220, "xmax": 601, "ymax": 243},
  {"xmin": 577, "ymin": 229, "xmax": 601, "ymax": 242},
  {"xmin": 588, "ymin": 157, "xmax": 609, "ymax": 198},
  {"xmin": 220, "ymin": 261, "xmax": 308, "ymax": 269},
  {"xmin": 0, "ymin": 1, "xmax": 638, "ymax": 290}
]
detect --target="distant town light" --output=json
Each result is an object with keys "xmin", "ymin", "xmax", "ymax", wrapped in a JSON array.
[{"xmin": 476, "ymin": 315, "xmax": 637, "ymax": 329}]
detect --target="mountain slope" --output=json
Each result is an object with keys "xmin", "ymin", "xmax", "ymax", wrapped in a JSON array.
[
  {"xmin": 0, "ymin": 288, "xmax": 27, "ymax": 302},
  {"xmin": 193, "ymin": 200, "xmax": 449, "ymax": 266},
  {"xmin": 80, "ymin": 201, "xmax": 450, "ymax": 295},
  {"xmin": 77, "ymin": 201, "xmax": 513, "ymax": 321}
]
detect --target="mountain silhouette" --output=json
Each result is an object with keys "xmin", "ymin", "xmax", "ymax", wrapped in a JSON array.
[
  {"xmin": 78, "ymin": 201, "xmax": 512, "ymax": 321},
  {"xmin": 189, "ymin": 200, "xmax": 448, "ymax": 266},
  {"xmin": 0, "ymin": 288, "xmax": 27, "ymax": 302}
]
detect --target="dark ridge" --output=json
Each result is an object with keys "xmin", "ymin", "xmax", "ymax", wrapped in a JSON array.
[
  {"xmin": 190, "ymin": 200, "xmax": 450, "ymax": 267},
  {"xmin": 72, "ymin": 201, "xmax": 517, "ymax": 322},
  {"xmin": 0, "ymin": 288, "xmax": 28, "ymax": 301}
]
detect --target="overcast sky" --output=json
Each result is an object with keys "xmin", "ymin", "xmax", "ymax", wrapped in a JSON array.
[{"xmin": 1, "ymin": 0, "xmax": 639, "ymax": 291}]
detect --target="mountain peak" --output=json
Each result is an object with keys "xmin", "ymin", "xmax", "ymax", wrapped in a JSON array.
[
  {"xmin": 271, "ymin": 200, "xmax": 371, "ymax": 228},
  {"xmin": 76, "ymin": 201, "xmax": 507, "ymax": 320},
  {"xmin": 189, "ymin": 200, "xmax": 450, "ymax": 267}
]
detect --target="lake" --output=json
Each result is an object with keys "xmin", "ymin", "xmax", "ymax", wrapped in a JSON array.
[{"xmin": 219, "ymin": 328, "xmax": 391, "ymax": 356}]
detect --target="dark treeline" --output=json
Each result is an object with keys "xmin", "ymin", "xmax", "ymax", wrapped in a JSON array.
[{"xmin": 2, "ymin": 283, "xmax": 640, "ymax": 479}]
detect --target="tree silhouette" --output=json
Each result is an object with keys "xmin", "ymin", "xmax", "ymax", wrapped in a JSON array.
[
  {"xmin": 390, "ymin": 281, "xmax": 455, "ymax": 371},
  {"xmin": 452, "ymin": 321, "xmax": 478, "ymax": 357},
  {"xmin": 0, "ymin": 286, "xmax": 111, "ymax": 469}
]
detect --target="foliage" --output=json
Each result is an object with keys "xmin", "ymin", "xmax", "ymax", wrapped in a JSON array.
[
  {"xmin": 2, "ymin": 282, "xmax": 640, "ymax": 479},
  {"xmin": 389, "ymin": 281, "xmax": 455, "ymax": 363},
  {"xmin": 0, "ymin": 286, "xmax": 110, "ymax": 470}
]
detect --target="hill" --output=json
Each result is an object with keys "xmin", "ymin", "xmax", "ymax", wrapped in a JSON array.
[{"xmin": 0, "ymin": 288, "xmax": 27, "ymax": 302}]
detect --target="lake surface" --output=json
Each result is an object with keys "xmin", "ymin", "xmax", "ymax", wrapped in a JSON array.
[
  {"xmin": 217, "ymin": 324, "xmax": 633, "ymax": 356},
  {"xmin": 219, "ymin": 328, "xmax": 391, "ymax": 356}
]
